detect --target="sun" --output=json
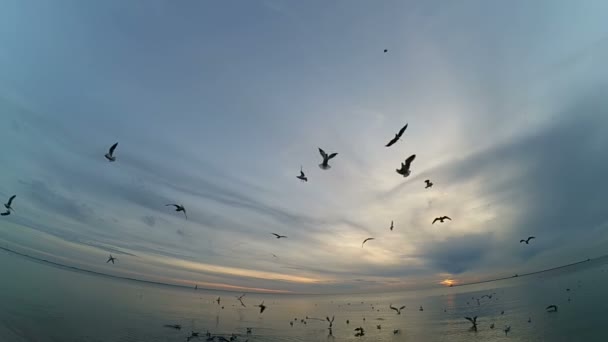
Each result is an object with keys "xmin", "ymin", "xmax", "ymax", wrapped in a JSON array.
[{"xmin": 440, "ymin": 279, "xmax": 456, "ymax": 287}]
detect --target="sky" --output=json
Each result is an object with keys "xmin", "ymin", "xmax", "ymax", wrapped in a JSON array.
[{"xmin": 0, "ymin": 0, "xmax": 608, "ymax": 294}]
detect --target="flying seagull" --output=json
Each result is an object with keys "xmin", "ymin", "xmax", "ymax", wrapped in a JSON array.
[
  {"xmin": 297, "ymin": 166, "xmax": 308, "ymax": 182},
  {"xmin": 256, "ymin": 301, "xmax": 266, "ymax": 314},
  {"xmin": 465, "ymin": 316, "xmax": 478, "ymax": 331},
  {"xmin": 546, "ymin": 305, "xmax": 558, "ymax": 312},
  {"xmin": 389, "ymin": 220, "xmax": 394, "ymax": 231},
  {"xmin": 424, "ymin": 180, "xmax": 433, "ymax": 188},
  {"xmin": 271, "ymin": 233, "xmax": 287, "ymax": 239},
  {"xmin": 432, "ymin": 216, "xmax": 451, "ymax": 224},
  {"xmin": 396, "ymin": 154, "xmax": 416, "ymax": 177},
  {"xmin": 236, "ymin": 293, "xmax": 246, "ymax": 307},
  {"xmin": 106, "ymin": 255, "xmax": 117, "ymax": 264},
  {"xmin": 389, "ymin": 304, "xmax": 406, "ymax": 315},
  {"xmin": 384, "ymin": 49, "xmax": 388, "ymax": 53},
  {"xmin": 362, "ymin": 238, "xmax": 374, "ymax": 247},
  {"xmin": 318, "ymin": 148, "xmax": 338, "ymax": 170},
  {"xmin": 504, "ymin": 325, "xmax": 511, "ymax": 336},
  {"xmin": 104, "ymin": 142, "xmax": 118, "ymax": 162},
  {"xmin": 520, "ymin": 236, "xmax": 535, "ymax": 244},
  {"xmin": 385, "ymin": 123, "xmax": 408, "ymax": 147},
  {"xmin": 4, "ymin": 195, "xmax": 16, "ymax": 211},
  {"xmin": 166, "ymin": 204, "xmax": 187, "ymax": 219},
  {"xmin": 216, "ymin": 297, "xmax": 221, "ymax": 305}
]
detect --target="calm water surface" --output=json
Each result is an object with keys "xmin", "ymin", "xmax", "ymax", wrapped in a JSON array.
[{"xmin": 1, "ymin": 251, "xmax": 607, "ymax": 342}]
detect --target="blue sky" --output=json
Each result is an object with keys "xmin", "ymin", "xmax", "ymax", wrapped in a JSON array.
[{"xmin": 1, "ymin": 0, "xmax": 608, "ymax": 293}]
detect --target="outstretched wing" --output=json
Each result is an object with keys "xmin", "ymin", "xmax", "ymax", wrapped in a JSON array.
[
  {"xmin": 520, "ymin": 240, "xmax": 526, "ymax": 243},
  {"xmin": 399, "ymin": 305, "xmax": 406, "ymax": 310},
  {"xmin": 300, "ymin": 170, "xmax": 305, "ymax": 177},
  {"xmin": 327, "ymin": 152, "xmax": 338, "ymax": 160},
  {"xmin": 404, "ymin": 154, "xmax": 416, "ymax": 168},
  {"xmin": 389, "ymin": 305, "xmax": 398, "ymax": 312},
  {"xmin": 271, "ymin": 233, "xmax": 280, "ymax": 238},
  {"xmin": 109, "ymin": 142, "xmax": 118, "ymax": 155},
  {"xmin": 385, "ymin": 135, "xmax": 399, "ymax": 147},
  {"xmin": 1, "ymin": 211, "xmax": 9, "ymax": 216},
  {"xmin": 397, "ymin": 124, "xmax": 408, "ymax": 137},
  {"xmin": 528, "ymin": 236, "xmax": 535, "ymax": 242},
  {"xmin": 7, "ymin": 195, "xmax": 16, "ymax": 206},
  {"xmin": 318, "ymin": 148, "xmax": 328, "ymax": 159},
  {"xmin": 166, "ymin": 204, "xmax": 178, "ymax": 208},
  {"xmin": 443, "ymin": 216, "xmax": 452, "ymax": 220},
  {"xmin": 362, "ymin": 238, "xmax": 374, "ymax": 247},
  {"xmin": 432, "ymin": 218, "xmax": 439, "ymax": 224},
  {"xmin": 465, "ymin": 317, "xmax": 474, "ymax": 323}
]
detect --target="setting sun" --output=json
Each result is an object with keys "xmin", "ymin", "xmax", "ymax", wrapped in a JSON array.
[{"xmin": 440, "ymin": 279, "xmax": 456, "ymax": 287}]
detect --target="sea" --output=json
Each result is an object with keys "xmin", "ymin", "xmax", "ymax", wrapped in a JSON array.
[{"xmin": 1, "ymin": 250, "xmax": 607, "ymax": 342}]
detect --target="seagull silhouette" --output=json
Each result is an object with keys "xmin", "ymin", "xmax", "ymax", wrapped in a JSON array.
[
  {"xmin": 166, "ymin": 204, "xmax": 187, "ymax": 219},
  {"xmin": 396, "ymin": 154, "xmax": 416, "ymax": 177},
  {"xmin": 4, "ymin": 195, "xmax": 16, "ymax": 211},
  {"xmin": 504, "ymin": 325, "xmax": 511, "ymax": 336},
  {"xmin": 424, "ymin": 180, "xmax": 433, "ymax": 188},
  {"xmin": 297, "ymin": 166, "xmax": 308, "ymax": 182},
  {"xmin": 362, "ymin": 238, "xmax": 374, "ymax": 247},
  {"xmin": 385, "ymin": 124, "xmax": 408, "ymax": 147},
  {"xmin": 216, "ymin": 297, "xmax": 221, "ymax": 305},
  {"xmin": 271, "ymin": 233, "xmax": 287, "ymax": 239},
  {"xmin": 465, "ymin": 316, "xmax": 478, "ymax": 330},
  {"xmin": 384, "ymin": 49, "xmax": 388, "ymax": 53},
  {"xmin": 389, "ymin": 304, "xmax": 406, "ymax": 315},
  {"xmin": 546, "ymin": 305, "xmax": 558, "ymax": 312},
  {"xmin": 389, "ymin": 220, "xmax": 394, "ymax": 231},
  {"xmin": 318, "ymin": 148, "xmax": 338, "ymax": 170},
  {"xmin": 106, "ymin": 255, "xmax": 117, "ymax": 264},
  {"xmin": 256, "ymin": 301, "xmax": 266, "ymax": 313},
  {"xmin": 236, "ymin": 293, "xmax": 246, "ymax": 307},
  {"xmin": 104, "ymin": 142, "xmax": 118, "ymax": 162},
  {"xmin": 432, "ymin": 216, "xmax": 451, "ymax": 224},
  {"xmin": 520, "ymin": 236, "xmax": 535, "ymax": 244}
]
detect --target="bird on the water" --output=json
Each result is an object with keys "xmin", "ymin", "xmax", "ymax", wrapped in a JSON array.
[
  {"xmin": 385, "ymin": 123, "xmax": 408, "ymax": 147},
  {"xmin": 236, "ymin": 294, "xmax": 246, "ymax": 307},
  {"xmin": 166, "ymin": 204, "xmax": 187, "ymax": 219},
  {"xmin": 104, "ymin": 142, "xmax": 118, "ymax": 162},
  {"xmin": 465, "ymin": 316, "xmax": 478, "ymax": 331},
  {"xmin": 106, "ymin": 255, "xmax": 117, "ymax": 264},
  {"xmin": 318, "ymin": 148, "xmax": 338, "ymax": 170},
  {"xmin": 271, "ymin": 233, "xmax": 287, "ymax": 239},
  {"xmin": 396, "ymin": 154, "xmax": 416, "ymax": 177},
  {"xmin": 504, "ymin": 325, "xmax": 511, "ymax": 336},
  {"xmin": 432, "ymin": 216, "xmax": 451, "ymax": 224},
  {"xmin": 362, "ymin": 238, "xmax": 374, "ymax": 247},
  {"xmin": 296, "ymin": 166, "xmax": 308, "ymax": 182},
  {"xmin": 389, "ymin": 304, "xmax": 406, "ymax": 315},
  {"xmin": 520, "ymin": 236, "xmax": 535, "ymax": 244},
  {"xmin": 424, "ymin": 180, "xmax": 433, "ymax": 188}
]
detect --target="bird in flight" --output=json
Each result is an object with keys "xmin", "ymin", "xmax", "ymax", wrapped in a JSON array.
[
  {"xmin": 384, "ymin": 49, "xmax": 388, "ymax": 53},
  {"xmin": 465, "ymin": 316, "xmax": 478, "ymax": 331},
  {"xmin": 396, "ymin": 154, "xmax": 416, "ymax": 177},
  {"xmin": 546, "ymin": 305, "xmax": 558, "ymax": 312},
  {"xmin": 389, "ymin": 304, "xmax": 406, "ymax": 315},
  {"xmin": 424, "ymin": 180, "xmax": 433, "ymax": 188},
  {"xmin": 297, "ymin": 166, "xmax": 308, "ymax": 182},
  {"xmin": 166, "ymin": 204, "xmax": 187, "ymax": 219},
  {"xmin": 362, "ymin": 238, "xmax": 374, "ymax": 247},
  {"xmin": 236, "ymin": 293, "xmax": 246, "ymax": 307},
  {"xmin": 271, "ymin": 233, "xmax": 287, "ymax": 239},
  {"xmin": 389, "ymin": 220, "xmax": 394, "ymax": 231},
  {"xmin": 256, "ymin": 301, "xmax": 267, "ymax": 314},
  {"xmin": 520, "ymin": 236, "xmax": 535, "ymax": 244},
  {"xmin": 4, "ymin": 195, "xmax": 16, "ymax": 211},
  {"xmin": 318, "ymin": 148, "xmax": 338, "ymax": 170},
  {"xmin": 106, "ymin": 255, "xmax": 117, "ymax": 264},
  {"xmin": 385, "ymin": 123, "xmax": 408, "ymax": 147},
  {"xmin": 216, "ymin": 297, "xmax": 221, "ymax": 305},
  {"xmin": 104, "ymin": 142, "xmax": 118, "ymax": 162},
  {"xmin": 432, "ymin": 216, "xmax": 451, "ymax": 224},
  {"xmin": 504, "ymin": 325, "xmax": 511, "ymax": 336}
]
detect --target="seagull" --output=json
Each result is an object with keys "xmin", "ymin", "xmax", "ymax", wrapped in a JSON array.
[
  {"xmin": 256, "ymin": 301, "xmax": 266, "ymax": 314},
  {"xmin": 106, "ymin": 255, "xmax": 117, "ymax": 264},
  {"xmin": 186, "ymin": 331, "xmax": 200, "ymax": 341},
  {"xmin": 490, "ymin": 323, "xmax": 495, "ymax": 329},
  {"xmin": 385, "ymin": 123, "xmax": 408, "ymax": 147},
  {"xmin": 393, "ymin": 329, "xmax": 400, "ymax": 335},
  {"xmin": 465, "ymin": 316, "xmax": 478, "ymax": 330},
  {"xmin": 362, "ymin": 238, "xmax": 374, "ymax": 247},
  {"xmin": 384, "ymin": 49, "xmax": 388, "ymax": 53},
  {"xmin": 4, "ymin": 195, "xmax": 16, "ymax": 211},
  {"xmin": 520, "ymin": 236, "xmax": 535, "ymax": 244},
  {"xmin": 271, "ymin": 233, "xmax": 287, "ymax": 239},
  {"xmin": 104, "ymin": 142, "xmax": 118, "ymax": 162},
  {"xmin": 546, "ymin": 305, "xmax": 558, "ymax": 312},
  {"xmin": 424, "ymin": 180, "xmax": 433, "ymax": 188},
  {"xmin": 318, "ymin": 148, "xmax": 338, "ymax": 170},
  {"xmin": 396, "ymin": 154, "xmax": 416, "ymax": 177},
  {"xmin": 390, "ymin": 304, "xmax": 406, "ymax": 315},
  {"xmin": 504, "ymin": 325, "xmax": 511, "ymax": 336},
  {"xmin": 216, "ymin": 297, "xmax": 221, "ymax": 305},
  {"xmin": 166, "ymin": 204, "xmax": 187, "ymax": 219},
  {"xmin": 389, "ymin": 220, "xmax": 394, "ymax": 231},
  {"xmin": 236, "ymin": 293, "xmax": 246, "ymax": 307},
  {"xmin": 296, "ymin": 166, "xmax": 308, "ymax": 182},
  {"xmin": 432, "ymin": 216, "xmax": 451, "ymax": 224},
  {"xmin": 163, "ymin": 324, "xmax": 181, "ymax": 330}
]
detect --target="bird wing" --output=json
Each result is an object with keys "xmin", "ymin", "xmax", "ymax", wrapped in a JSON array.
[
  {"xmin": 327, "ymin": 152, "xmax": 338, "ymax": 160},
  {"xmin": 1, "ymin": 211, "xmax": 9, "ymax": 216},
  {"xmin": 300, "ymin": 170, "xmax": 305, "ymax": 177},
  {"xmin": 182, "ymin": 209, "xmax": 187, "ymax": 219},
  {"xmin": 399, "ymin": 305, "xmax": 406, "ymax": 310},
  {"xmin": 318, "ymin": 148, "xmax": 327, "ymax": 159},
  {"xmin": 443, "ymin": 216, "xmax": 452, "ymax": 220},
  {"xmin": 362, "ymin": 238, "xmax": 374, "ymax": 247},
  {"xmin": 7, "ymin": 195, "xmax": 16, "ymax": 206},
  {"xmin": 109, "ymin": 142, "xmax": 118, "ymax": 155},
  {"xmin": 397, "ymin": 124, "xmax": 408, "ymax": 138},
  {"xmin": 271, "ymin": 233, "xmax": 280, "ymax": 238},
  {"xmin": 465, "ymin": 317, "xmax": 473, "ymax": 323},
  {"xmin": 528, "ymin": 236, "xmax": 535, "ymax": 241},
  {"xmin": 389, "ymin": 305, "xmax": 398, "ymax": 312},
  {"xmin": 432, "ymin": 218, "xmax": 439, "ymax": 224},
  {"xmin": 404, "ymin": 154, "xmax": 416, "ymax": 168},
  {"xmin": 166, "ymin": 204, "xmax": 178, "ymax": 208},
  {"xmin": 520, "ymin": 240, "xmax": 526, "ymax": 243},
  {"xmin": 385, "ymin": 136, "xmax": 398, "ymax": 147}
]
